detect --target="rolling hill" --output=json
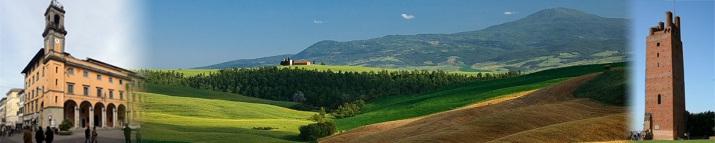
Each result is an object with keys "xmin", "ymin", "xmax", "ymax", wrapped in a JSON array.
[
  {"xmin": 137, "ymin": 84, "xmax": 316, "ymax": 143},
  {"xmin": 320, "ymin": 65, "xmax": 628, "ymax": 142},
  {"xmin": 331, "ymin": 62, "xmax": 624, "ymax": 131},
  {"xmin": 197, "ymin": 7, "xmax": 627, "ymax": 73}
]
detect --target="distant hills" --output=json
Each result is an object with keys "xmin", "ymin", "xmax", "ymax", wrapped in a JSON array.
[{"xmin": 197, "ymin": 7, "xmax": 627, "ymax": 72}]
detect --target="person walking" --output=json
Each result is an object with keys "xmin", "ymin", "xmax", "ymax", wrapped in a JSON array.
[
  {"xmin": 135, "ymin": 129, "xmax": 142, "ymax": 143},
  {"xmin": 123, "ymin": 125, "xmax": 131, "ymax": 143},
  {"xmin": 85, "ymin": 126, "xmax": 91, "ymax": 143},
  {"xmin": 91, "ymin": 126, "xmax": 98, "ymax": 143},
  {"xmin": 35, "ymin": 127, "xmax": 44, "ymax": 143},
  {"xmin": 23, "ymin": 126, "xmax": 32, "ymax": 143},
  {"xmin": 635, "ymin": 131, "xmax": 639, "ymax": 141},
  {"xmin": 44, "ymin": 126, "xmax": 54, "ymax": 143}
]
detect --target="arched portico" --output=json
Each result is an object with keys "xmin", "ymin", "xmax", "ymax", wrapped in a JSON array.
[
  {"xmin": 107, "ymin": 103, "xmax": 116, "ymax": 127},
  {"xmin": 93, "ymin": 102, "xmax": 105, "ymax": 127},
  {"xmin": 79, "ymin": 101, "xmax": 92, "ymax": 129},
  {"xmin": 63, "ymin": 100, "xmax": 78, "ymax": 128},
  {"xmin": 118, "ymin": 104, "xmax": 126, "ymax": 127}
]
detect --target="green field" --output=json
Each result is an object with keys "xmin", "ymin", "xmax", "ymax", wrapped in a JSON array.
[
  {"xmin": 139, "ymin": 86, "xmax": 317, "ymax": 142},
  {"xmin": 334, "ymin": 62, "xmax": 626, "ymax": 131},
  {"xmin": 141, "ymin": 83, "xmax": 297, "ymax": 108}
]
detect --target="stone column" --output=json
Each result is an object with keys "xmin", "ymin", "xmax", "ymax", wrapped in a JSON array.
[
  {"xmin": 89, "ymin": 108, "xmax": 94, "ymax": 128},
  {"xmin": 113, "ymin": 109, "xmax": 117, "ymax": 128},
  {"xmin": 101, "ymin": 107, "xmax": 106, "ymax": 128},
  {"xmin": 74, "ymin": 107, "xmax": 79, "ymax": 129}
]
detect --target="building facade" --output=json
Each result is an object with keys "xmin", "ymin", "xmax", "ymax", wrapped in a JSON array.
[
  {"xmin": 21, "ymin": 1, "xmax": 138, "ymax": 129},
  {"xmin": 0, "ymin": 97, "xmax": 6, "ymax": 126},
  {"xmin": 4, "ymin": 89, "xmax": 24, "ymax": 128},
  {"xmin": 643, "ymin": 11, "xmax": 686, "ymax": 140}
]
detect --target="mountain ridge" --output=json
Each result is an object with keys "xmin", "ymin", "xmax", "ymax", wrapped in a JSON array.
[{"xmin": 196, "ymin": 7, "xmax": 627, "ymax": 72}]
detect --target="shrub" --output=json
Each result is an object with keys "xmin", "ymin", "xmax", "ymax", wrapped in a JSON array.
[
  {"xmin": 299, "ymin": 122, "xmax": 337, "ymax": 141},
  {"xmin": 251, "ymin": 127, "xmax": 277, "ymax": 130},
  {"xmin": 59, "ymin": 119, "xmax": 73, "ymax": 131},
  {"xmin": 331, "ymin": 100, "xmax": 364, "ymax": 118},
  {"xmin": 290, "ymin": 103, "xmax": 315, "ymax": 111},
  {"xmin": 308, "ymin": 107, "xmax": 331, "ymax": 123}
]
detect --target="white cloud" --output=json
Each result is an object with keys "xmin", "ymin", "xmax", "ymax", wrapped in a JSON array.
[
  {"xmin": 504, "ymin": 11, "xmax": 518, "ymax": 15},
  {"xmin": 0, "ymin": 0, "xmax": 146, "ymax": 95},
  {"xmin": 401, "ymin": 13, "xmax": 415, "ymax": 19},
  {"xmin": 313, "ymin": 20, "xmax": 325, "ymax": 24}
]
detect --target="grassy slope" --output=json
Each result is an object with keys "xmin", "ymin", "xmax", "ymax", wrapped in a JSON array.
[
  {"xmin": 139, "ymin": 88, "xmax": 316, "ymax": 142},
  {"xmin": 574, "ymin": 67, "xmax": 628, "ymax": 106},
  {"xmin": 334, "ymin": 62, "xmax": 625, "ymax": 131},
  {"xmin": 142, "ymin": 83, "xmax": 297, "ymax": 108},
  {"xmin": 322, "ymin": 65, "xmax": 629, "ymax": 142}
]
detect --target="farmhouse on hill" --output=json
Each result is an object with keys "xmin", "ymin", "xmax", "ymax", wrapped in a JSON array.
[{"xmin": 280, "ymin": 58, "xmax": 311, "ymax": 66}]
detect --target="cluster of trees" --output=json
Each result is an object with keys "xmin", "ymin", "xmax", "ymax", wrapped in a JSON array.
[
  {"xmin": 686, "ymin": 110, "xmax": 714, "ymax": 137},
  {"xmin": 301, "ymin": 107, "xmax": 336, "ymax": 141},
  {"xmin": 299, "ymin": 122, "xmax": 336, "ymax": 141},
  {"xmin": 138, "ymin": 66, "xmax": 522, "ymax": 108}
]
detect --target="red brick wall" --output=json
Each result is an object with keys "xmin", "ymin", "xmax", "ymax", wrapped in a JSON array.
[{"xmin": 644, "ymin": 11, "xmax": 686, "ymax": 140}]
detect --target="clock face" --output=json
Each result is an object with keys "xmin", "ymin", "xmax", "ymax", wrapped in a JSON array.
[{"xmin": 54, "ymin": 38, "xmax": 60, "ymax": 44}]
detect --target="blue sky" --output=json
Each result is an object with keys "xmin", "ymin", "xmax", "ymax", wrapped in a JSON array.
[
  {"xmin": 0, "ymin": 0, "xmax": 145, "ymax": 96},
  {"xmin": 628, "ymin": 0, "xmax": 715, "ymax": 131},
  {"xmin": 142, "ymin": 0, "xmax": 627, "ymax": 69}
]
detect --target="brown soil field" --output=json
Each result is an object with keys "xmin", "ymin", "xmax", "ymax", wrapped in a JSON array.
[{"xmin": 320, "ymin": 73, "xmax": 627, "ymax": 143}]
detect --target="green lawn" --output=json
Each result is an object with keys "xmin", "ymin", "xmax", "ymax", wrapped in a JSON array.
[
  {"xmin": 138, "ymin": 91, "xmax": 317, "ymax": 142},
  {"xmin": 334, "ymin": 62, "xmax": 626, "ymax": 131}
]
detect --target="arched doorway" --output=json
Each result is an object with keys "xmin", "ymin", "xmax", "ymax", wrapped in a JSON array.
[
  {"xmin": 118, "ymin": 104, "xmax": 126, "ymax": 127},
  {"xmin": 106, "ymin": 103, "xmax": 116, "ymax": 127},
  {"xmin": 63, "ymin": 100, "xmax": 78, "ymax": 128},
  {"xmin": 79, "ymin": 101, "xmax": 92, "ymax": 128},
  {"xmin": 93, "ymin": 102, "xmax": 105, "ymax": 127}
]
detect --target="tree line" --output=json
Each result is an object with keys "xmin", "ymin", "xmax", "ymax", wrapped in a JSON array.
[{"xmin": 137, "ymin": 66, "xmax": 522, "ymax": 109}]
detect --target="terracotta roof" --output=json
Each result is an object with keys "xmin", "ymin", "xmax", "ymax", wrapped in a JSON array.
[
  {"xmin": 5, "ymin": 88, "xmax": 24, "ymax": 96},
  {"xmin": 21, "ymin": 48, "xmax": 45, "ymax": 74}
]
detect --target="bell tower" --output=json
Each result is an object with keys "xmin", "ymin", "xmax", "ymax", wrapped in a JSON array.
[
  {"xmin": 644, "ymin": 11, "xmax": 686, "ymax": 140},
  {"xmin": 42, "ymin": 0, "xmax": 67, "ymax": 55}
]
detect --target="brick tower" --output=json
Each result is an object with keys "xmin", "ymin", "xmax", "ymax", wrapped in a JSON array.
[{"xmin": 644, "ymin": 11, "xmax": 685, "ymax": 140}]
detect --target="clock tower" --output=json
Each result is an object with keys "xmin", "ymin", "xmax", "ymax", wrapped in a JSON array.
[{"xmin": 42, "ymin": 0, "xmax": 67, "ymax": 55}]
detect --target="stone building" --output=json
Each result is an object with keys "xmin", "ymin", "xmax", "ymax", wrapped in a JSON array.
[
  {"xmin": 0, "ymin": 97, "xmax": 5, "ymax": 126},
  {"xmin": 643, "ymin": 11, "xmax": 686, "ymax": 140},
  {"xmin": 21, "ymin": 0, "xmax": 139, "ymax": 129},
  {"xmin": 280, "ymin": 58, "xmax": 311, "ymax": 66},
  {"xmin": 4, "ymin": 89, "xmax": 24, "ymax": 128}
]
